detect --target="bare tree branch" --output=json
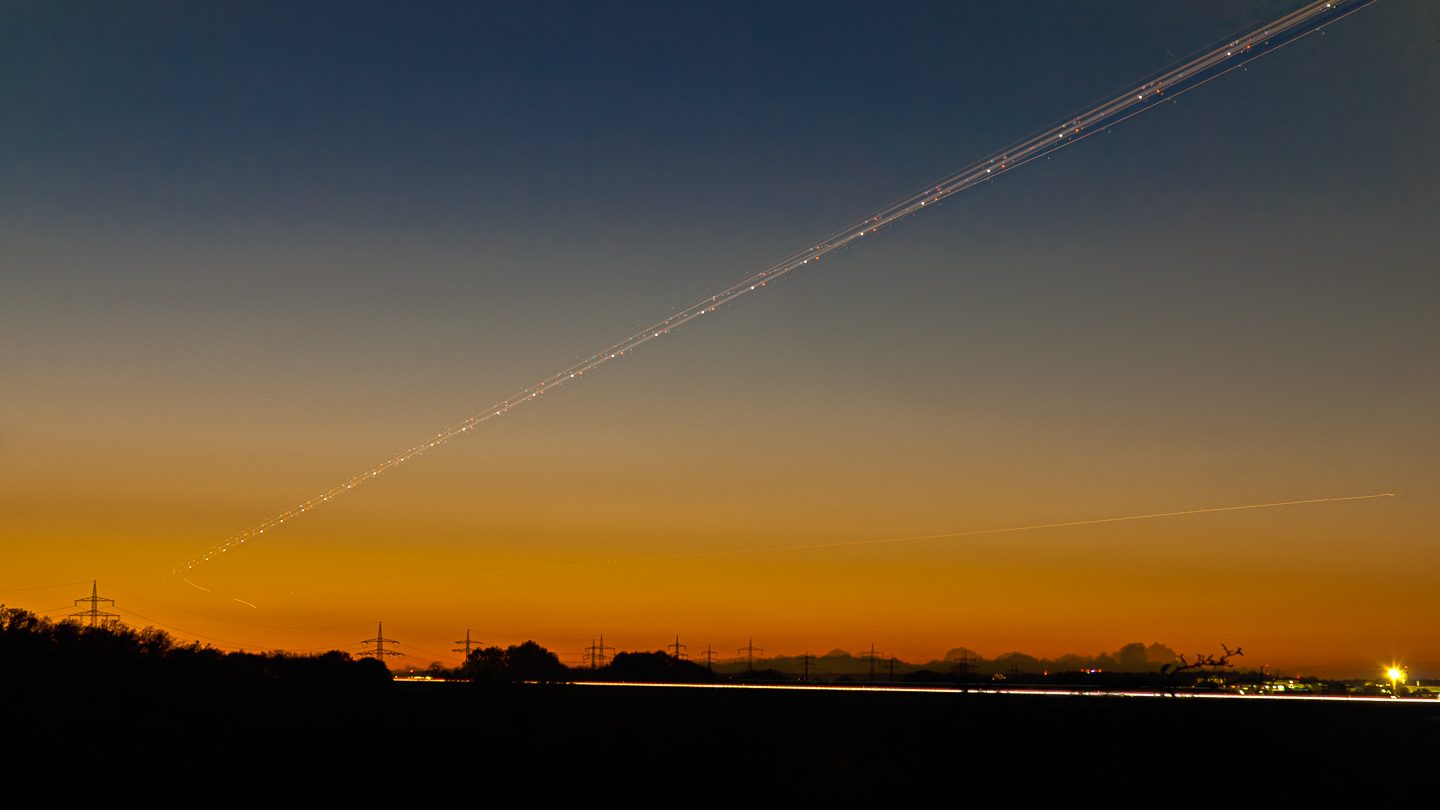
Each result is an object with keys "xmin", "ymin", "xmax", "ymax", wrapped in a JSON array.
[{"xmin": 1161, "ymin": 645, "xmax": 1243, "ymax": 692}]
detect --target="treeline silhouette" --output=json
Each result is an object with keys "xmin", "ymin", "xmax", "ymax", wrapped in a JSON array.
[
  {"xmin": 0, "ymin": 609, "xmax": 1335, "ymax": 693},
  {"xmin": 1, "ymin": 606, "xmax": 391, "ymax": 691},
  {"xmin": 7, "ymin": 607, "xmax": 1438, "ymax": 794},
  {"xmin": 4, "ymin": 606, "xmax": 392, "ymax": 786},
  {"xmin": 0, "ymin": 607, "xmax": 856, "ymax": 689},
  {"xmin": 0, "ymin": 608, "xmax": 1379, "ymax": 696},
  {"xmin": 461, "ymin": 646, "xmax": 721, "ymax": 683}
]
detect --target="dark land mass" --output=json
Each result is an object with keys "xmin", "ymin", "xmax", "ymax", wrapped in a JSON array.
[{"xmin": 5, "ymin": 611, "xmax": 1437, "ymax": 794}]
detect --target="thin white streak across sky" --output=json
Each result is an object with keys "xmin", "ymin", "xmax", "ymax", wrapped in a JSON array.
[
  {"xmin": 262, "ymin": 494, "xmax": 1395, "ymax": 596},
  {"xmin": 173, "ymin": 0, "xmax": 1377, "ymax": 573}
]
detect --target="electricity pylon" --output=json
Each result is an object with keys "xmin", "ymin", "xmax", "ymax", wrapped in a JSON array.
[
  {"xmin": 358, "ymin": 622, "xmax": 405, "ymax": 662},
  {"xmin": 70, "ymin": 581, "xmax": 119, "ymax": 627},
  {"xmin": 698, "ymin": 644, "xmax": 720, "ymax": 670},
  {"xmin": 860, "ymin": 643, "xmax": 881, "ymax": 682},
  {"xmin": 950, "ymin": 650, "xmax": 976, "ymax": 678},
  {"xmin": 797, "ymin": 652, "xmax": 817, "ymax": 681},
  {"xmin": 667, "ymin": 635, "xmax": 688, "ymax": 660},
  {"xmin": 454, "ymin": 629, "xmax": 484, "ymax": 660},
  {"xmin": 582, "ymin": 635, "xmax": 615, "ymax": 669},
  {"xmin": 738, "ymin": 638, "xmax": 763, "ymax": 671}
]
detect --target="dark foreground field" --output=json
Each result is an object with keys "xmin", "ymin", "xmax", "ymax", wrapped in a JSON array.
[{"xmin": 10, "ymin": 677, "xmax": 1439, "ymax": 794}]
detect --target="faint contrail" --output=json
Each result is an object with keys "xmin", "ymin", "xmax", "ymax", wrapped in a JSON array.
[
  {"xmin": 270, "ymin": 494, "xmax": 1395, "ymax": 596},
  {"xmin": 700, "ymin": 494, "xmax": 1398, "ymax": 556},
  {"xmin": 172, "ymin": 0, "xmax": 1378, "ymax": 573}
]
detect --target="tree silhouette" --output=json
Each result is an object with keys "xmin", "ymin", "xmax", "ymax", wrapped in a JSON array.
[
  {"xmin": 0, "ymin": 606, "xmax": 390, "ymax": 689},
  {"xmin": 463, "ymin": 641, "xmax": 568, "ymax": 683},
  {"xmin": 1161, "ymin": 644, "xmax": 1242, "ymax": 690},
  {"xmin": 602, "ymin": 650, "xmax": 719, "ymax": 683}
]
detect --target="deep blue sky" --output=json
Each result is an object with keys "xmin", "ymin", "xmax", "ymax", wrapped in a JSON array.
[{"xmin": 9, "ymin": 0, "xmax": 1400, "ymax": 236}]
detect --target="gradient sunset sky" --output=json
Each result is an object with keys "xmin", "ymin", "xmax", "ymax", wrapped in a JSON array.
[{"xmin": 3, "ymin": 0, "xmax": 1436, "ymax": 677}]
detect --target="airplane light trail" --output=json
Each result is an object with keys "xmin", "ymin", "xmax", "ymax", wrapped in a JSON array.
[
  {"xmin": 267, "ymin": 494, "xmax": 1394, "ymax": 596},
  {"xmin": 172, "ymin": 0, "xmax": 1376, "ymax": 573}
]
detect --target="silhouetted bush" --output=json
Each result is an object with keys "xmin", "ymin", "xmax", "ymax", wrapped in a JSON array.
[
  {"xmin": 596, "ymin": 650, "xmax": 720, "ymax": 683},
  {"xmin": 463, "ymin": 640, "xmax": 568, "ymax": 683}
]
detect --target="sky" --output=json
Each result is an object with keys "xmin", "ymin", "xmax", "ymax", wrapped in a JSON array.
[{"xmin": 2, "ymin": 0, "xmax": 1437, "ymax": 678}]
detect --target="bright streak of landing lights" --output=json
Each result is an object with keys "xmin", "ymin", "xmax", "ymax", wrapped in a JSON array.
[
  {"xmin": 172, "ymin": 0, "xmax": 1375, "ymax": 573},
  {"xmin": 568, "ymin": 681, "xmax": 1419, "ymax": 705}
]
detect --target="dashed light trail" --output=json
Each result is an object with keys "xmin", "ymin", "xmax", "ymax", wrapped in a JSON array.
[{"xmin": 173, "ymin": 0, "xmax": 1376, "ymax": 573}]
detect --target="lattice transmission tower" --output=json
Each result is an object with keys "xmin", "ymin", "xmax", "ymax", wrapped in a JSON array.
[
  {"xmin": 454, "ymin": 629, "xmax": 484, "ymax": 660},
  {"xmin": 860, "ymin": 643, "xmax": 881, "ymax": 682},
  {"xmin": 70, "ymin": 581, "xmax": 120, "ymax": 627},
  {"xmin": 357, "ymin": 622, "xmax": 405, "ymax": 663},
  {"xmin": 697, "ymin": 644, "xmax": 720, "ymax": 670},
  {"xmin": 797, "ymin": 652, "xmax": 817, "ymax": 681},
  {"xmin": 738, "ymin": 638, "xmax": 763, "ymax": 671},
  {"xmin": 950, "ymin": 650, "xmax": 976, "ymax": 678},
  {"xmin": 582, "ymin": 635, "xmax": 615, "ymax": 669},
  {"xmin": 667, "ymin": 635, "xmax": 688, "ymax": 660}
]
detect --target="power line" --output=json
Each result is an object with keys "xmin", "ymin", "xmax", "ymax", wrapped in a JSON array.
[
  {"xmin": 95, "ymin": 581, "xmax": 370, "ymax": 631},
  {"xmin": 398, "ymin": 643, "xmax": 462, "ymax": 664},
  {"xmin": 0, "ymin": 581, "xmax": 92, "ymax": 592},
  {"xmin": 379, "ymin": 622, "xmax": 463, "ymax": 645},
  {"xmin": 110, "ymin": 606, "xmax": 337, "ymax": 651},
  {"xmin": 25, "ymin": 594, "xmax": 386, "ymax": 656}
]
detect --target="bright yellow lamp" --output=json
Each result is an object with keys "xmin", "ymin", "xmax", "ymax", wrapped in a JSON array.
[{"xmin": 1386, "ymin": 666, "xmax": 1407, "ymax": 697}]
